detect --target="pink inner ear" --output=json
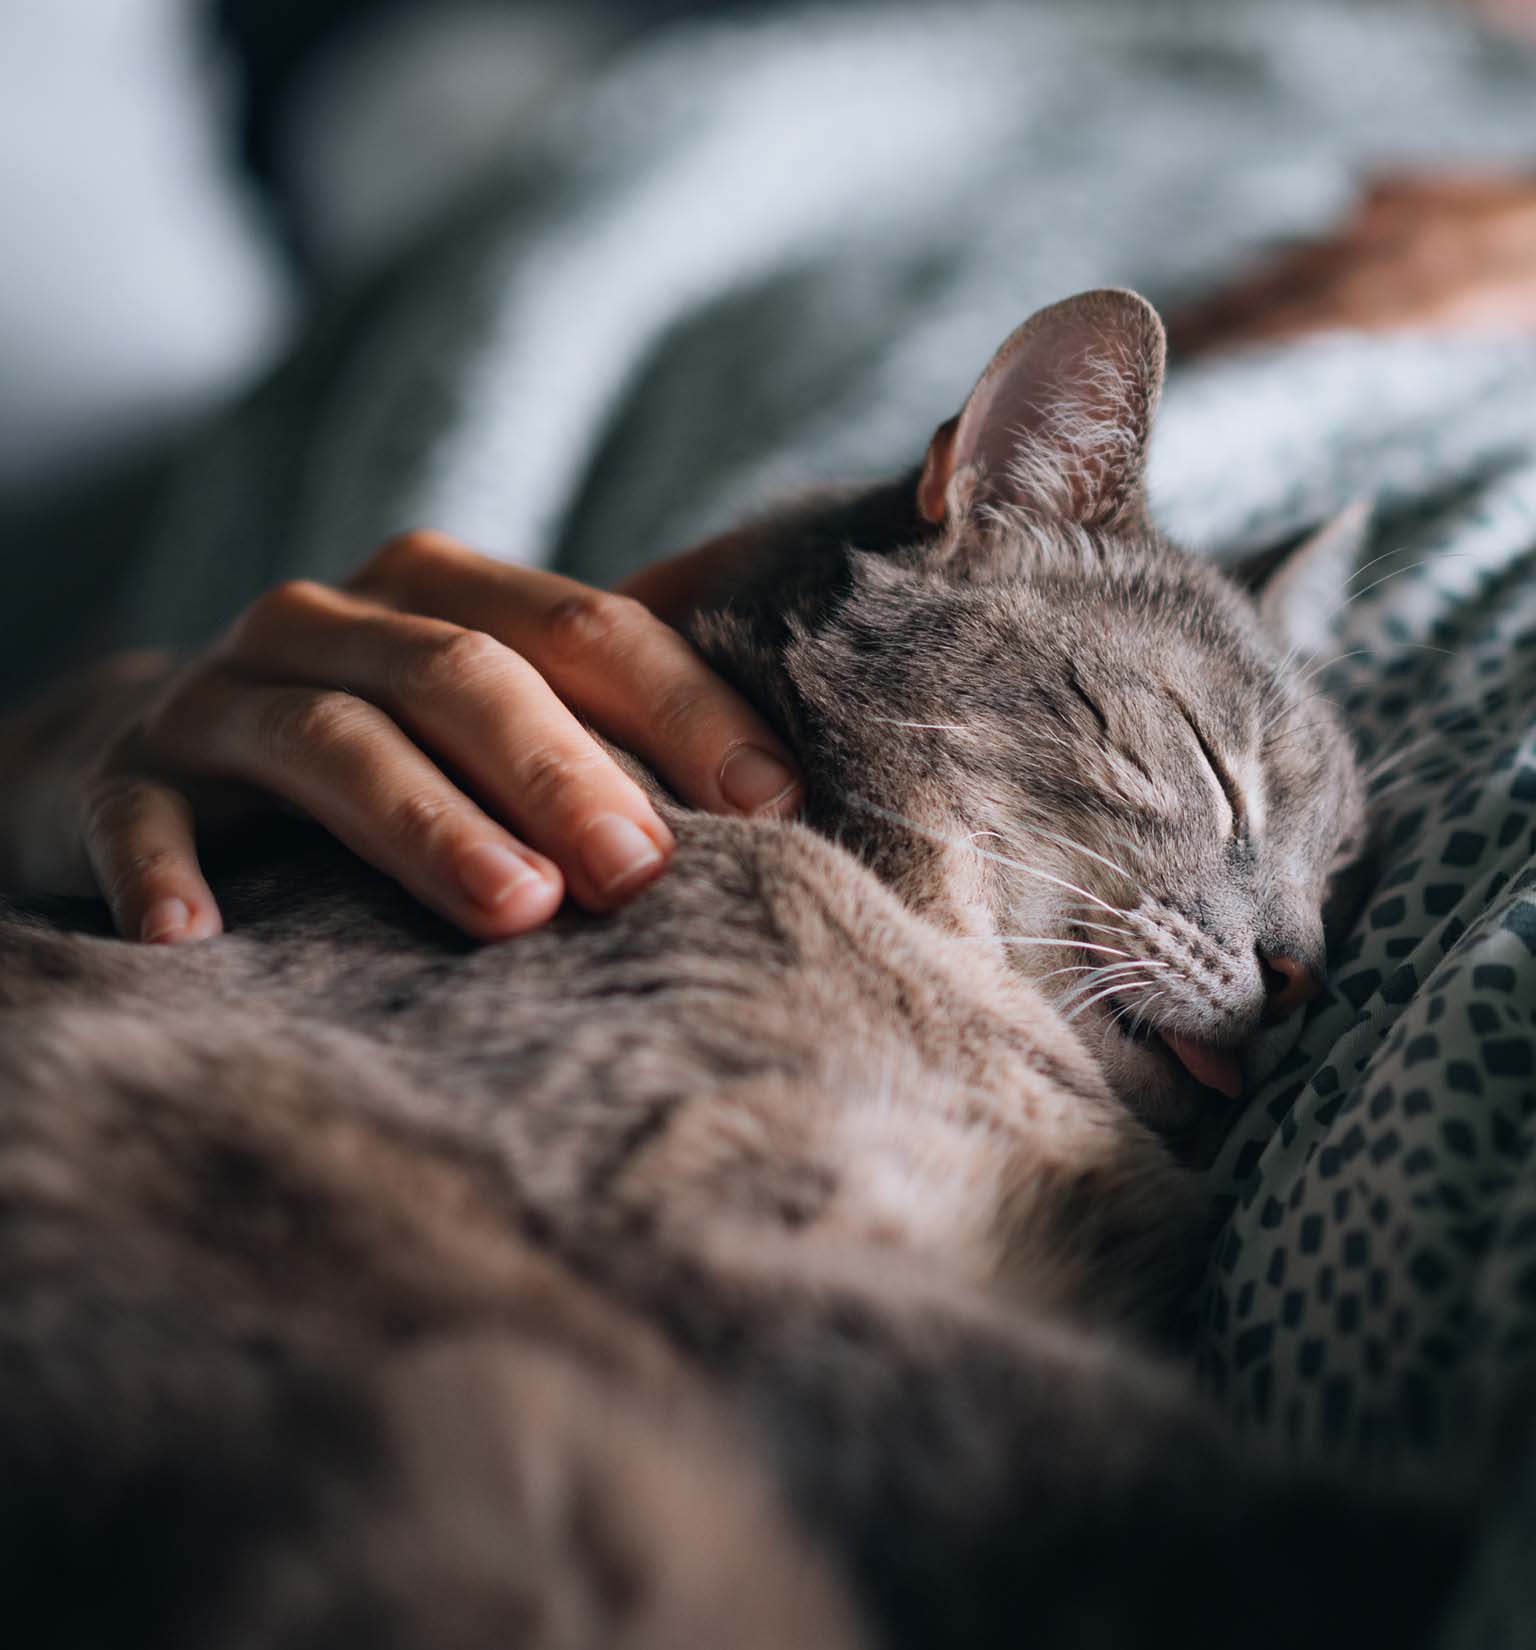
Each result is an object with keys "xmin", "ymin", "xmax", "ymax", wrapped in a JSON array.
[
  {"xmin": 917, "ymin": 417, "xmax": 959, "ymax": 524},
  {"xmin": 921, "ymin": 290, "xmax": 1166, "ymax": 531},
  {"xmin": 963, "ymin": 327, "xmax": 1099, "ymax": 489}
]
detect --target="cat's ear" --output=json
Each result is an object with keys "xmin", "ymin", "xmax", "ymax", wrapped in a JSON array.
[
  {"xmin": 916, "ymin": 288, "xmax": 1166, "ymax": 534},
  {"xmin": 1241, "ymin": 501, "xmax": 1372, "ymax": 657}
]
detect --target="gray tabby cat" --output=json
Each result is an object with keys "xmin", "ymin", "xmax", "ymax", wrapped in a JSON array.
[{"xmin": 0, "ymin": 291, "xmax": 1459, "ymax": 1650}]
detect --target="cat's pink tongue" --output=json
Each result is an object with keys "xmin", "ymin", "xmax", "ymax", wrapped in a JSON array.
[{"xmin": 1157, "ymin": 1032, "xmax": 1244, "ymax": 1099}]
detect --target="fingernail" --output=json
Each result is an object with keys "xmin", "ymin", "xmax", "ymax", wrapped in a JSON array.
[
  {"xmin": 141, "ymin": 897, "xmax": 190, "ymax": 944},
  {"xmin": 719, "ymin": 745, "xmax": 801, "ymax": 816},
  {"xmin": 458, "ymin": 843, "xmax": 544, "ymax": 913},
  {"xmin": 579, "ymin": 813, "xmax": 666, "ymax": 896}
]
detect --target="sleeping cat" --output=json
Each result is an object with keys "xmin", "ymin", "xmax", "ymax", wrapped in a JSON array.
[{"xmin": 0, "ymin": 290, "xmax": 1459, "ymax": 1650}]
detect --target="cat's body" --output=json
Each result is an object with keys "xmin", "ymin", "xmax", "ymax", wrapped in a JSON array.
[
  {"xmin": 0, "ymin": 294, "xmax": 1461, "ymax": 1648},
  {"xmin": 0, "ymin": 775, "xmax": 1199, "ymax": 1646}
]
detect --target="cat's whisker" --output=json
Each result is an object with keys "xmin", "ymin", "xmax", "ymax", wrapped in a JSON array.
[
  {"xmin": 1264, "ymin": 634, "xmax": 1313, "ymax": 709},
  {"xmin": 872, "ymin": 717, "xmax": 972, "ymax": 732},
  {"xmin": 1272, "ymin": 642, "xmax": 1459, "ymax": 727},
  {"xmin": 1126, "ymin": 988, "xmax": 1169, "ymax": 1037},
  {"xmin": 1286, "ymin": 647, "xmax": 1377, "ymax": 693},
  {"xmin": 1096, "ymin": 986, "xmax": 1162, "ymax": 1046},
  {"xmin": 1364, "ymin": 730, "xmax": 1441, "ymax": 783},
  {"xmin": 1054, "ymin": 964, "xmax": 1148, "ymax": 1006},
  {"xmin": 1006, "ymin": 824, "xmax": 1148, "ymax": 898},
  {"xmin": 1063, "ymin": 978, "xmax": 1156, "ymax": 1024},
  {"xmin": 1338, "ymin": 541, "xmax": 1413, "ymax": 591},
  {"xmin": 1369, "ymin": 763, "xmax": 1463, "ymax": 805},
  {"xmin": 1071, "ymin": 918, "xmax": 1137, "ymax": 942},
  {"xmin": 1110, "ymin": 982, "xmax": 1168, "ymax": 1037},
  {"xmin": 1259, "ymin": 643, "xmax": 1310, "ymax": 718},
  {"xmin": 1380, "ymin": 640, "xmax": 1457, "ymax": 659},
  {"xmin": 1322, "ymin": 556, "xmax": 1468, "ymax": 626},
  {"xmin": 1059, "ymin": 982, "xmax": 1155, "ymax": 1024},
  {"xmin": 1055, "ymin": 958, "xmax": 1164, "ymax": 993},
  {"xmin": 1063, "ymin": 961, "xmax": 1172, "ymax": 999},
  {"xmin": 1342, "ymin": 544, "xmax": 1474, "ymax": 592},
  {"xmin": 1261, "ymin": 548, "xmax": 1431, "ymax": 706},
  {"xmin": 1260, "ymin": 556, "xmax": 1471, "ymax": 718},
  {"xmin": 1104, "ymin": 998, "xmax": 1140, "ymax": 1036},
  {"xmin": 1063, "ymin": 897, "xmax": 1138, "ymax": 923},
  {"xmin": 843, "ymin": 793, "xmax": 1131, "ymax": 917},
  {"xmin": 1261, "ymin": 692, "xmax": 1343, "ymax": 740},
  {"xmin": 956, "ymin": 937, "xmax": 1134, "ymax": 958},
  {"xmin": 1267, "ymin": 620, "xmax": 1385, "ymax": 712},
  {"xmin": 1101, "ymin": 831, "xmax": 1153, "ymax": 865},
  {"xmin": 1056, "ymin": 960, "xmax": 1170, "ymax": 1011},
  {"xmin": 1066, "ymin": 919, "xmax": 1140, "ymax": 948},
  {"xmin": 1370, "ymin": 749, "xmax": 1464, "ymax": 789}
]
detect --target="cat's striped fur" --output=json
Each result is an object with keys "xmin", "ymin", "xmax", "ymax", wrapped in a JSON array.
[{"xmin": 0, "ymin": 294, "xmax": 1464, "ymax": 1649}]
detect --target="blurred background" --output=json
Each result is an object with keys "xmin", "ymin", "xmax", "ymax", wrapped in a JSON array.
[
  {"xmin": 0, "ymin": 2, "xmax": 750, "ymax": 482},
  {"xmin": 3, "ymin": 0, "xmax": 1535, "ymax": 707},
  {"xmin": 0, "ymin": 2, "xmax": 726, "ymax": 620}
]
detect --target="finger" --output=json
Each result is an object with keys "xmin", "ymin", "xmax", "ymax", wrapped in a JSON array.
[
  {"xmin": 1360, "ymin": 168, "xmax": 1536, "ymax": 215},
  {"xmin": 82, "ymin": 779, "xmax": 223, "ymax": 945},
  {"xmin": 350, "ymin": 534, "xmax": 804, "ymax": 820},
  {"xmin": 1166, "ymin": 248, "xmax": 1358, "ymax": 354},
  {"xmin": 221, "ymin": 582, "xmax": 679, "ymax": 910},
  {"xmin": 521, "ymin": 584, "xmax": 804, "ymax": 819},
  {"xmin": 154, "ymin": 670, "xmax": 571, "ymax": 937}
]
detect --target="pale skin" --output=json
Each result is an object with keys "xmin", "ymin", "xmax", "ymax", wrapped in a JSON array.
[{"xmin": 4, "ymin": 161, "xmax": 1536, "ymax": 945}]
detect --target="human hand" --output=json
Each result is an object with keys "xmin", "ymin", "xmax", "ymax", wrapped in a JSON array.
[
  {"xmin": 0, "ymin": 530, "xmax": 802, "ymax": 944},
  {"xmin": 1466, "ymin": 0, "xmax": 1536, "ymax": 43},
  {"xmin": 1170, "ymin": 172, "xmax": 1536, "ymax": 357}
]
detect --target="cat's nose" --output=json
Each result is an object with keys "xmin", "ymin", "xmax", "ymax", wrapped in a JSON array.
[{"xmin": 1259, "ymin": 951, "xmax": 1321, "ymax": 1021}]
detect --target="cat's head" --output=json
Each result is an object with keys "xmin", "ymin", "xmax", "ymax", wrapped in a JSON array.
[{"xmin": 689, "ymin": 290, "xmax": 1365, "ymax": 1127}]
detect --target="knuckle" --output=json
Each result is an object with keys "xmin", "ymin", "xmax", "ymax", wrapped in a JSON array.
[
  {"xmin": 259, "ymin": 688, "xmax": 369, "ymax": 760},
  {"xmin": 228, "ymin": 580, "xmax": 325, "ymax": 655},
  {"xmin": 391, "ymin": 627, "xmax": 507, "ymax": 703},
  {"xmin": 649, "ymin": 679, "xmax": 715, "ymax": 751},
  {"xmin": 103, "ymin": 845, "xmax": 183, "ymax": 907},
  {"xmin": 540, "ymin": 590, "xmax": 646, "ymax": 664},
  {"xmin": 381, "ymin": 788, "xmax": 459, "ymax": 851},
  {"xmin": 261, "ymin": 578, "xmax": 327, "ymax": 620},
  {"xmin": 83, "ymin": 779, "xmax": 158, "ymax": 842},
  {"xmin": 515, "ymin": 743, "xmax": 607, "ymax": 819},
  {"xmin": 356, "ymin": 527, "xmax": 456, "ymax": 593}
]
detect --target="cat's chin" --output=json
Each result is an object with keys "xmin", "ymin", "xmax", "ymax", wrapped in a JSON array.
[
  {"xmin": 1086, "ymin": 1012, "xmax": 1222, "ymax": 1134},
  {"xmin": 1086, "ymin": 997, "xmax": 1308, "ymax": 1135}
]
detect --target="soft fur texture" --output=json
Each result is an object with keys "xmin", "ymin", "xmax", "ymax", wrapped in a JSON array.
[{"xmin": 0, "ymin": 292, "xmax": 1453, "ymax": 1650}]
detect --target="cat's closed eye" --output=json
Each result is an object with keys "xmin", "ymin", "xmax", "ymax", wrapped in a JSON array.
[{"xmin": 1169, "ymin": 691, "xmax": 1248, "ymax": 842}]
